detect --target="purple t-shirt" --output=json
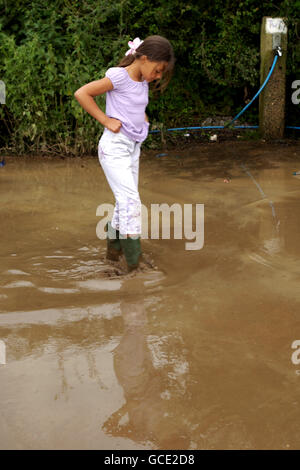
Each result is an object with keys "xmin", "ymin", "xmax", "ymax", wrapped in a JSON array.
[{"xmin": 105, "ymin": 67, "xmax": 149, "ymax": 143}]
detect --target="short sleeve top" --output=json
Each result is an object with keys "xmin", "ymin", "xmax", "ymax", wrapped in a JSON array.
[{"xmin": 105, "ymin": 67, "xmax": 149, "ymax": 143}]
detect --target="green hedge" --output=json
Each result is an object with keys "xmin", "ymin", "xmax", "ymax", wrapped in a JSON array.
[{"xmin": 0, "ymin": 0, "xmax": 299, "ymax": 154}]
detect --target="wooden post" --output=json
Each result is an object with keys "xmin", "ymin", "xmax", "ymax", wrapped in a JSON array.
[{"xmin": 259, "ymin": 17, "xmax": 288, "ymax": 139}]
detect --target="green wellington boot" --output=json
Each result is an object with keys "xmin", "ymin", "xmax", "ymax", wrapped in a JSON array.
[
  {"xmin": 119, "ymin": 235, "xmax": 142, "ymax": 272},
  {"xmin": 105, "ymin": 221, "xmax": 122, "ymax": 261}
]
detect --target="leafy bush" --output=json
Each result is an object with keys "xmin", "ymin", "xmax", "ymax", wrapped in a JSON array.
[{"xmin": 0, "ymin": 0, "xmax": 299, "ymax": 154}]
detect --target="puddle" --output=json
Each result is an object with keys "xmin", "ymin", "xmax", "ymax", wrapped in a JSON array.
[{"xmin": 1, "ymin": 141, "xmax": 300, "ymax": 449}]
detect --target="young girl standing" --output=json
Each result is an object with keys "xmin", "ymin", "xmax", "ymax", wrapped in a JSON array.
[{"xmin": 74, "ymin": 35, "xmax": 175, "ymax": 272}]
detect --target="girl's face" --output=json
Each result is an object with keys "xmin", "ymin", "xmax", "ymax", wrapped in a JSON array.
[{"xmin": 140, "ymin": 57, "xmax": 169, "ymax": 83}]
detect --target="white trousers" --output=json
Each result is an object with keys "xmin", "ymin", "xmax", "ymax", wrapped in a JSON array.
[{"xmin": 98, "ymin": 129, "xmax": 142, "ymax": 235}]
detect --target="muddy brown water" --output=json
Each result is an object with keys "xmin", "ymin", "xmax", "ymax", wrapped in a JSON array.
[{"xmin": 1, "ymin": 141, "xmax": 300, "ymax": 450}]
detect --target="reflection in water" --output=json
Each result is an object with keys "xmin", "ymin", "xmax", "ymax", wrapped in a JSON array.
[
  {"xmin": 2, "ymin": 150, "xmax": 300, "ymax": 449},
  {"xmin": 102, "ymin": 278, "xmax": 191, "ymax": 449},
  {"xmin": 241, "ymin": 165, "xmax": 285, "ymax": 265},
  {"xmin": 256, "ymin": 169, "xmax": 283, "ymax": 257}
]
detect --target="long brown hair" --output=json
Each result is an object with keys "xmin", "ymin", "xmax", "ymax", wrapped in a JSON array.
[{"xmin": 118, "ymin": 35, "xmax": 175, "ymax": 92}]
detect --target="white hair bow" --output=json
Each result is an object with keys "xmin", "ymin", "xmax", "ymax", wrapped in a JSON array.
[{"xmin": 125, "ymin": 37, "xmax": 144, "ymax": 56}]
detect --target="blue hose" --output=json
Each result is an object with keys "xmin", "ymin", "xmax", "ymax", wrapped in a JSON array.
[
  {"xmin": 150, "ymin": 125, "xmax": 258, "ymax": 133},
  {"xmin": 149, "ymin": 53, "xmax": 299, "ymax": 134},
  {"xmin": 225, "ymin": 54, "xmax": 278, "ymax": 127}
]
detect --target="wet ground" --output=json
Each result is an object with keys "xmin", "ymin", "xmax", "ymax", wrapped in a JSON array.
[{"xmin": 1, "ymin": 140, "xmax": 300, "ymax": 449}]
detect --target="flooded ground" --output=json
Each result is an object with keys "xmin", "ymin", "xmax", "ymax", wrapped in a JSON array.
[{"xmin": 1, "ymin": 140, "xmax": 300, "ymax": 450}]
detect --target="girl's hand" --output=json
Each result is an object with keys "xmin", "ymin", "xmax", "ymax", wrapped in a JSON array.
[{"xmin": 105, "ymin": 117, "xmax": 122, "ymax": 133}]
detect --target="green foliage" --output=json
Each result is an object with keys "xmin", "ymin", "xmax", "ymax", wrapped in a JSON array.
[{"xmin": 0, "ymin": 0, "xmax": 299, "ymax": 154}]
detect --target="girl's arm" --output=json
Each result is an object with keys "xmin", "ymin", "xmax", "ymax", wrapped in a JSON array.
[{"xmin": 74, "ymin": 78, "xmax": 121, "ymax": 133}]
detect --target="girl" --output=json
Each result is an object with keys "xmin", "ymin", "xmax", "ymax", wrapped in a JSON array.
[{"xmin": 74, "ymin": 35, "xmax": 175, "ymax": 272}]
